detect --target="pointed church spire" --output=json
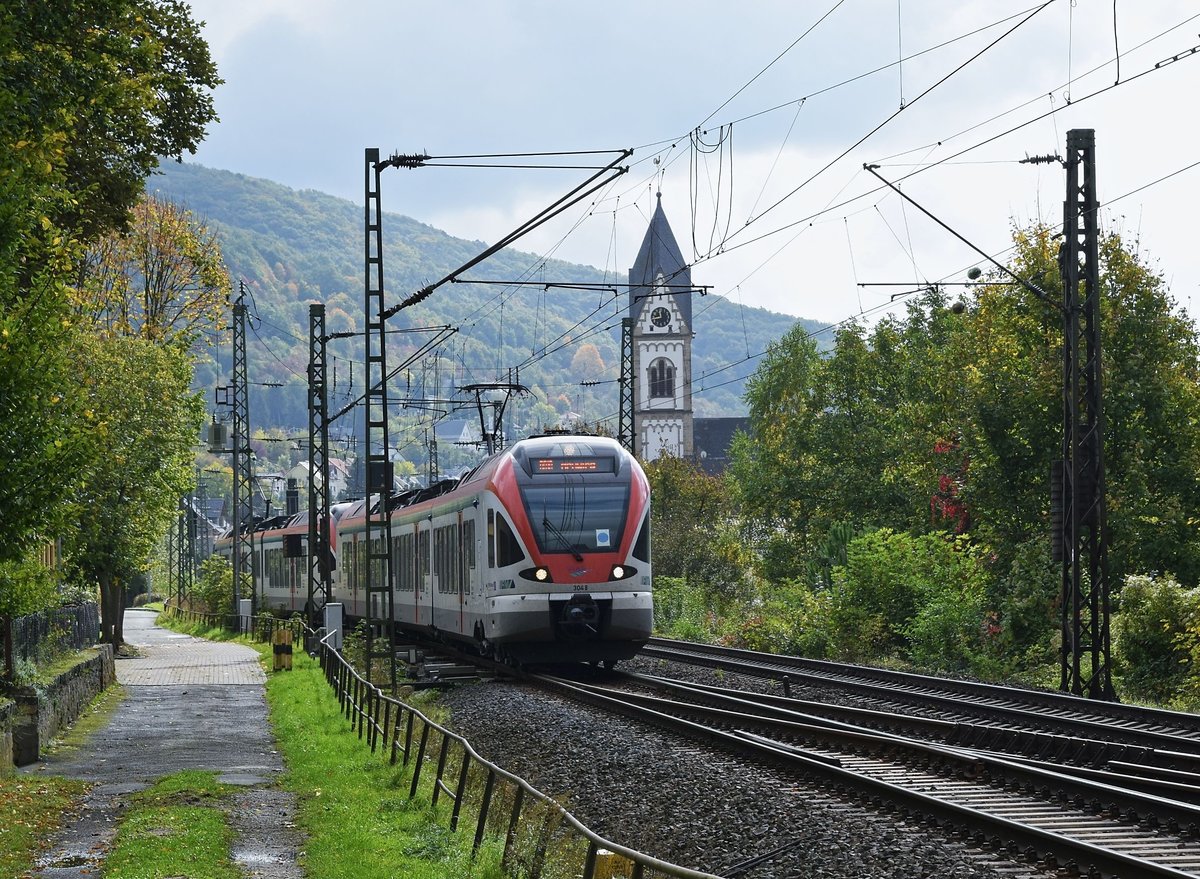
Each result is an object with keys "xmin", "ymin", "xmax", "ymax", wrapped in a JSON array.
[{"xmin": 628, "ymin": 197, "xmax": 692, "ymax": 329}]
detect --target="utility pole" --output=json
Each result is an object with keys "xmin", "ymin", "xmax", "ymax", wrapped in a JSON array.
[
  {"xmin": 1057, "ymin": 129, "xmax": 1114, "ymax": 700},
  {"xmin": 307, "ymin": 303, "xmax": 333, "ymax": 625},
  {"xmin": 230, "ymin": 281, "xmax": 254, "ymax": 620}
]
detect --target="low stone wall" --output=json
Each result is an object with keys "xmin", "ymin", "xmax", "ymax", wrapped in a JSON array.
[
  {"xmin": 11, "ymin": 645, "xmax": 115, "ymax": 766},
  {"xmin": 0, "ymin": 699, "xmax": 13, "ymax": 774}
]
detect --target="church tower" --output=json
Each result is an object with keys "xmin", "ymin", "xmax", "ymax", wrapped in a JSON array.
[{"xmin": 628, "ymin": 195, "xmax": 693, "ymax": 460}]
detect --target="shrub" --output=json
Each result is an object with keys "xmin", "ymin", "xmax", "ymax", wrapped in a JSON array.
[
  {"xmin": 721, "ymin": 579, "xmax": 834, "ymax": 658},
  {"xmin": 132, "ymin": 592, "xmax": 164, "ymax": 607},
  {"xmin": 652, "ymin": 576, "xmax": 715, "ymax": 642},
  {"xmin": 827, "ymin": 529, "xmax": 988, "ymax": 670},
  {"xmin": 1112, "ymin": 572, "xmax": 1200, "ymax": 703},
  {"xmin": 192, "ymin": 555, "xmax": 235, "ymax": 615}
]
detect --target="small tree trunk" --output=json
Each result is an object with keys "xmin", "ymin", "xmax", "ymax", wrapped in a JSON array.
[
  {"xmin": 99, "ymin": 572, "xmax": 122, "ymax": 647},
  {"xmin": 113, "ymin": 578, "xmax": 126, "ymax": 646}
]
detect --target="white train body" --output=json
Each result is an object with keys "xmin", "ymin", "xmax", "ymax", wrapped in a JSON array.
[{"xmin": 216, "ymin": 435, "xmax": 653, "ymax": 664}]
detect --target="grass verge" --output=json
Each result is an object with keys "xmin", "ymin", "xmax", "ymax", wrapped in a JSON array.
[
  {"xmin": 103, "ymin": 771, "xmax": 238, "ymax": 879},
  {"xmin": 264, "ymin": 649, "xmax": 509, "ymax": 879},
  {"xmin": 0, "ymin": 776, "xmax": 89, "ymax": 877}
]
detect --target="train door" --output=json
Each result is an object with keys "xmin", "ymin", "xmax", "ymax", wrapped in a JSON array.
[{"xmin": 418, "ymin": 523, "xmax": 432, "ymax": 627}]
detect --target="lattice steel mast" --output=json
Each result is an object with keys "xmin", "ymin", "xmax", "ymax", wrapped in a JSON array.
[
  {"xmin": 307, "ymin": 303, "xmax": 333, "ymax": 624},
  {"xmin": 618, "ymin": 317, "xmax": 634, "ymax": 453},
  {"xmin": 230, "ymin": 281, "xmax": 254, "ymax": 618},
  {"xmin": 1058, "ymin": 128, "xmax": 1114, "ymax": 700}
]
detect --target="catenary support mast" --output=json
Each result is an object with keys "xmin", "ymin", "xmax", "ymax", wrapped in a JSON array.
[
  {"xmin": 230, "ymin": 281, "xmax": 254, "ymax": 618},
  {"xmin": 1058, "ymin": 129, "xmax": 1114, "ymax": 700},
  {"xmin": 364, "ymin": 149, "xmax": 397, "ymax": 689},
  {"xmin": 307, "ymin": 303, "xmax": 333, "ymax": 625}
]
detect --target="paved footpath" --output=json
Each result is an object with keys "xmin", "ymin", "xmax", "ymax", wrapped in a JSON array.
[{"xmin": 20, "ymin": 609, "xmax": 304, "ymax": 878}]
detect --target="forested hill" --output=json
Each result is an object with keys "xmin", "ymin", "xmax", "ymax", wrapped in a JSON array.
[{"xmin": 149, "ymin": 161, "xmax": 818, "ymax": 434}]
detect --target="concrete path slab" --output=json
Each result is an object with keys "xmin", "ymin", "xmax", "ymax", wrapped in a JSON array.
[{"xmin": 20, "ymin": 609, "xmax": 304, "ymax": 878}]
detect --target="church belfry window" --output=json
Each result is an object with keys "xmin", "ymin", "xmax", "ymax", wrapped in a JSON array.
[{"xmin": 648, "ymin": 358, "xmax": 674, "ymax": 399}]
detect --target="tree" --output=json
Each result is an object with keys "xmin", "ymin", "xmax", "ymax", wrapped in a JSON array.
[
  {"xmin": 728, "ymin": 324, "xmax": 825, "ymax": 578},
  {"xmin": 75, "ymin": 195, "xmax": 230, "ymax": 343},
  {"xmin": 0, "ymin": 0, "xmax": 219, "ymax": 578},
  {"xmin": 644, "ymin": 456, "xmax": 747, "ymax": 597},
  {"xmin": 728, "ymin": 225, "xmax": 1200, "ymax": 681},
  {"xmin": 1, "ymin": 0, "xmax": 219, "ymax": 242},
  {"xmin": 62, "ymin": 336, "xmax": 203, "ymax": 646},
  {"xmin": 570, "ymin": 343, "xmax": 605, "ymax": 377}
]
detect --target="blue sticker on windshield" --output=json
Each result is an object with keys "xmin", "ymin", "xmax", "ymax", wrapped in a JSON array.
[{"xmin": 595, "ymin": 529, "xmax": 611, "ymax": 547}]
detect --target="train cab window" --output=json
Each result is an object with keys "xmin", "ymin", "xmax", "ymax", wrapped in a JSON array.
[
  {"xmin": 494, "ymin": 513, "xmax": 525, "ymax": 568},
  {"xmin": 632, "ymin": 510, "xmax": 650, "ymax": 563}
]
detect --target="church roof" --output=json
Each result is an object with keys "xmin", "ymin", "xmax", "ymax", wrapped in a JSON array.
[{"xmin": 628, "ymin": 196, "xmax": 692, "ymax": 328}]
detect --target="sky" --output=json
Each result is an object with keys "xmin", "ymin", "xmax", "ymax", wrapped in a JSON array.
[{"xmin": 182, "ymin": 0, "xmax": 1200, "ymax": 326}]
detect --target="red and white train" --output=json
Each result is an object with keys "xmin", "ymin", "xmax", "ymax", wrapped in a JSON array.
[{"xmin": 215, "ymin": 435, "xmax": 653, "ymax": 665}]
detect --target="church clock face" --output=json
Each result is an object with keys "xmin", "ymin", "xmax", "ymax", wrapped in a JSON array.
[{"xmin": 650, "ymin": 306, "xmax": 670, "ymax": 328}]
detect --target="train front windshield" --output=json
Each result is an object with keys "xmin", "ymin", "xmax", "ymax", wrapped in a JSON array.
[
  {"xmin": 514, "ymin": 440, "xmax": 630, "ymax": 555},
  {"xmin": 521, "ymin": 481, "xmax": 630, "ymax": 555}
]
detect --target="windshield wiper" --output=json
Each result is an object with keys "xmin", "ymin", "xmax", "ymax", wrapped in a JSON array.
[{"xmin": 542, "ymin": 517, "xmax": 584, "ymax": 562}]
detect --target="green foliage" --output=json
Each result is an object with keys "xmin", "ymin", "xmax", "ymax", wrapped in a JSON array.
[
  {"xmin": 977, "ymin": 538, "xmax": 1059, "ymax": 678},
  {"xmin": 0, "ymin": 0, "xmax": 219, "ymax": 600},
  {"xmin": 1112, "ymin": 573, "xmax": 1200, "ymax": 703},
  {"xmin": 0, "ymin": 552, "xmax": 59, "ymax": 618},
  {"xmin": 651, "ymin": 576, "xmax": 714, "ymax": 642},
  {"xmin": 721, "ymin": 579, "xmax": 836, "ymax": 658},
  {"xmin": 150, "ymin": 161, "xmax": 809, "ymax": 437},
  {"xmin": 62, "ymin": 337, "xmax": 203, "ymax": 609},
  {"xmin": 827, "ymin": 529, "xmax": 987, "ymax": 671},
  {"xmin": 723, "ymin": 225, "xmax": 1200, "ymax": 686},
  {"xmin": 193, "ymin": 555, "xmax": 236, "ymax": 616},
  {"xmin": 643, "ymin": 456, "xmax": 749, "ymax": 598}
]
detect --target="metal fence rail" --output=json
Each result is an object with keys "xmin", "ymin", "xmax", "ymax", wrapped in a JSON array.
[
  {"xmin": 3, "ymin": 603, "xmax": 101, "ymax": 668},
  {"xmin": 165, "ymin": 606, "xmax": 723, "ymax": 879}
]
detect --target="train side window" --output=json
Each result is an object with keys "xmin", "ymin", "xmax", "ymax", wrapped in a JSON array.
[
  {"xmin": 494, "ymin": 514, "xmax": 525, "ymax": 567},
  {"xmin": 487, "ymin": 509, "xmax": 495, "ymax": 568}
]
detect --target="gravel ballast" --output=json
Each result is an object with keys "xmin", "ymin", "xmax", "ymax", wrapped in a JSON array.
[{"xmin": 439, "ymin": 660, "xmax": 1031, "ymax": 879}]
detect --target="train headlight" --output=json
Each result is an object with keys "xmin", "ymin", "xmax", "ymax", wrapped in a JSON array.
[
  {"xmin": 609, "ymin": 564, "xmax": 633, "ymax": 581},
  {"xmin": 519, "ymin": 565, "xmax": 554, "ymax": 583},
  {"xmin": 611, "ymin": 565, "xmax": 625, "ymax": 580}
]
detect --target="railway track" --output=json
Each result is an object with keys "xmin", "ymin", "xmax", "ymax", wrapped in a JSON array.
[
  {"xmin": 534, "ymin": 668, "xmax": 1200, "ymax": 878},
  {"xmin": 641, "ymin": 638, "xmax": 1200, "ymax": 766}
]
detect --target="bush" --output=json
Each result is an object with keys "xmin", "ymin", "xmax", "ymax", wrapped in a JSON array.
[
  {"xmin": 1112, "ymin": 572, "xmax": 1200, "ymax": 703},
  {"xmin": 652, "ymin": 576, "xmax": 715, "ymax": 642},
  {"xmin": 132, "ymin": 592, "xmax": 164, "ymax": 607},
  {"xmin": 827, "ymin": 529, "xmax": 987, "ymax": 670},
  {"xmin": 975, "ymin": 538, "xmax": 1058, "ymax": 679},
  {"xmin": 721, "ymin": 579, "xmax": 835, "ymax": 658},
  {"xmin": 192, "ymin": 555, "xmax": 235, "ymax": 615}
]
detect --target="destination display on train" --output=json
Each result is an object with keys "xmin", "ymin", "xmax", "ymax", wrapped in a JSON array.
[{"xmin": 532, "ymin": 456, "xmax": 615, "ymax": 474}]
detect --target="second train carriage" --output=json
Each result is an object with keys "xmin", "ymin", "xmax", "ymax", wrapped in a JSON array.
[{"xmin": 216, "ymin": 435, "xmax": 653, "ymax": 665}]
